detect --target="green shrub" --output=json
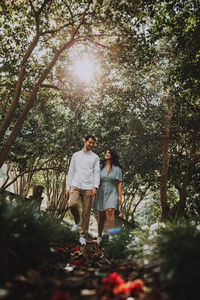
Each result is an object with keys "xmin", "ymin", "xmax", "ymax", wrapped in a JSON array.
[
  {"xmin": 126, "ymin": 221, "xmax": 200, "ymax": 300},
  {"xmin": 0, "ymin": 193, "xmax": 78, "ymax": 282},
  {"xmin": 104, "ymin": 221, "xmax": 200, "ymax": 300},
  {"xmin": 104, "ymin": 228, "xmax": 134, "ymax": 260},
  {"xmin": 155, "ymin": 221, "xmax": 200, "ymax": 300}
]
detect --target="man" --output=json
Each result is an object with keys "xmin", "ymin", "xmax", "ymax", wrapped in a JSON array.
[{"xmin": 66, "ymin": 134, "xmax": 100, "ymax": 245}]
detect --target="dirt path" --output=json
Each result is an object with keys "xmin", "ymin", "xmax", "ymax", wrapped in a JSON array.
[{"xmin": 3, "ymin": 241, "xmax": 162, "ymax": 300}]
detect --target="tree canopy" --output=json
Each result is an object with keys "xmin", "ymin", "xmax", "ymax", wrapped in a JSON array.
[{"xmin": 0, "ymin": 0, "xmax": 199, "ymax": 222}]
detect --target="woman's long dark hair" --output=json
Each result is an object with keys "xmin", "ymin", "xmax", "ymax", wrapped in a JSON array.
[{"xmin": 101, "ymin": 149, "xmax": 122, "ymax": 169}]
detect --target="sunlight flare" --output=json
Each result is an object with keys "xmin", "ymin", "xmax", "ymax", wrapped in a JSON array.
[{"xmin": 74, "ymin": 55, "xmax": 94, "ymax": 82}]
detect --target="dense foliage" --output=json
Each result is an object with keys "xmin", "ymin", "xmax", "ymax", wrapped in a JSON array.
[
  {"xmin": 1, "ymin": 192, "xmax": 200, "ymax": 300},
  {"xmin": 0, "ymin": 0, "xmax": 199, "ymax": 221},
  {"xmin": 106, "ymin": 220, "xmax": 200, "ymax": 300},
  {"xmin": 0, "ymin": 192, "xmax": 78, "ymax": 283}
]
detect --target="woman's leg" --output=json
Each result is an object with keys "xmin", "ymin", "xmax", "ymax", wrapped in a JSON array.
[
  {"xmin": 98, "ymin": 211, "xmax": 106, "ymax": 237},
  {"xmin": 105, "ymin": 208, "xmax": 115, "ymax": 230}
]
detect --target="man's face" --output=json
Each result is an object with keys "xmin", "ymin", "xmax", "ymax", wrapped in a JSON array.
[{"xmin": 84, "ymin": 138, "xmax": 95, "ymax": 151}]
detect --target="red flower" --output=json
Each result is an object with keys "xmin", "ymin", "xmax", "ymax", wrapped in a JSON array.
[
  {"xmin": 102, "ymin": 272, "xmax": 125, "ymax": 286},
  {"xmin": 131, "ymin": 279, "xmax": 145, "ymax": 295},
  {"xmin": 71, "ymin": 247, "xmax": 79, "ymax": 252},
  {"xmin": 100, "ymin": 272, "xmax": 125, "ymax": 293},
  {"xmin": 50, "ymin": 291, "xmax": 71, "ymax": 300},
  {"xmin": 113, "ymin": 282, "xmax": 129, "ymax": 295},
  {"xmin": 73, "ymin": 260, "xmax": 82, "ymax": 266},
  {"xmin": 113, "ymin": 279, "xmax": 145, "ymax": 296},
  {"xmin": 100, "ymin": 273, "xmax": 145, "ymax": 297}
]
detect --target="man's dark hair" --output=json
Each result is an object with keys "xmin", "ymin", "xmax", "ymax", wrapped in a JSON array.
[{"xmin": 85, "ymin": 134, "xmax": 97, "ymax": 142}]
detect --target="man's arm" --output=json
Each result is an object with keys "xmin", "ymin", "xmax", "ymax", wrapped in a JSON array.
[
  {"xmin": 66, "ymin": 155, "xmax": 75, "ymax": 198},
  {"xmin": 92, "ymin": 156, "xmax": 100, "ymax": 197},
  {"xmin": 93, "ymin": 156, "xmax": 100, "ymax": 188}
]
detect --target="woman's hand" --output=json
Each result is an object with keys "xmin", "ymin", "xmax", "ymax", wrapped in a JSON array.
[
  {"xmin": 91, "ymin": 187, "xmax": 98, "ymax": 197},
  {"xmin": 118, "ymin": 196, "xmax": 122, "ymax": 205}
]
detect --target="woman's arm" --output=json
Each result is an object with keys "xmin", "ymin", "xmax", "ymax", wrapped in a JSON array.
[{"xmin": 117, "ymin": 181, "xmax": 122, "ymax": 205}]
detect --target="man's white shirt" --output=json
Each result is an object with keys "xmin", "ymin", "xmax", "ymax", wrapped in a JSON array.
[{"xmin": 66, "ymin": 149, "xmax": 100, "ymax": 190}]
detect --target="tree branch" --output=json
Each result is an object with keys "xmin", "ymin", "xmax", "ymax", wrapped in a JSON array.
[
  {"xmin": 85, "ymin": 38, "xmax": 113, "ymax": 49},
  {"xmin": 41, "ymin": 21, "xmax": 75, "ymax": 36},
  {"xmin": 0, "ymin": 2, "xmax": 41, "ymax": 143},
  {"xmin": 28, "ymin": 0, "xmax": 36, "ymax": 16},
  {"xmin": 38, "ymin": 0, "xmax": 52, "ymax": 15},
  {"xmin": 0, "ymin": 2, "xmax": 91, "ymax": 167},
  {"xmin": 0, "ymin": 166, "xmax": 67, "ymax": 193},
  {"xmin": 40, "ymin": 84, "xmax": 60, "ymax": 90}
]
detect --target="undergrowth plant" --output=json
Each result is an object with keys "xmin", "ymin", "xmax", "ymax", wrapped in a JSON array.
[
  {"xmin": 104, "ymin": 228, "xmax": 134, "ymax": 260},
  {"xmin": 104, "ymin": 220, "xmax": 200, "ymax": 300},
  {"xmin": 154, "ymin": 221, "xmax": 200, "ymax": 300},
  {"xmin": 0, "ymin": 193, "xmax": 78, "ymax": 283}
]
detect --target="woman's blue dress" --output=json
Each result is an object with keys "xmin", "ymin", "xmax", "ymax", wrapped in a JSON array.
[{"xmin": 93, "ymin": 165, "xmax": 122, "ymax": 211}]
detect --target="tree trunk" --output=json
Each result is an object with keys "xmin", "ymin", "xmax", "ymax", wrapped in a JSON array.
[
  {"xmin": 160, "ymin": 94, "xmax": 173, "ymax": 220},
  {"xmin": 175, "ymin": 143, "xmax": 200, "ymax": 216},
  {"xmin": 131, "ymin": 197, "xmax": 143, "ymax": 223},
  {"xmin": 0, "ymin": 4, "xmax": 89, "ymax": 167},
  {"xmin": 0, "ymin": 32, "xmax": 40, "ymax": 142},
  {"xmin": 0, "ymin": 39, "xmax": 75, "ymax": 168}
]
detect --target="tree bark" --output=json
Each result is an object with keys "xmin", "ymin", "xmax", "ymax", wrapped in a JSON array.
[
  {"xmin": 0, "ymin": 38, "xmax": 75, "ymax": 168},
  {"xmin": 160, "ymin": 94, "xmax": 173, "ymax": 220},
  {"xmin": 175, "ymin": 143, "xmax": 200, "ymax": 216},
  {"xmin": 0, "ymin": 165, "xmax": 66, "ymax": 194},
  {"xmin": 0, "ymin": 3, "xmax": 89, "ymax": 167},
  {"xmin": 0, "ymin": 33, "xmax": 40, "ymax": 142},
  {"xmin": 131, "ymin": 197, "xmax": 143, "ymax": 223}
]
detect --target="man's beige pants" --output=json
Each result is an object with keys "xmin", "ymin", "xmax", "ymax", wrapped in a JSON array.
[{"xmin": 68, "ymin": 186, "xmax": 93, "ymax": 238}]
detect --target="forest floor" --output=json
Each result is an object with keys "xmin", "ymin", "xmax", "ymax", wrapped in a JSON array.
[{"xmin": 2, "ymin": 240, "xmax": 163, "ymax": 300}]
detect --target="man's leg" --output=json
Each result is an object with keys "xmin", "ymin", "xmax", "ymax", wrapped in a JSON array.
[
  {"xmin": 97, "ymin": 210, "xmax": 106, "ymax": 243},
  {"xmin": 80, "ymin": 189, "xmax": 93, "ymax": 238},
  {"xmin": 98, "ymin": 211, "xmax": 106, "ymax": 237},
  {"xmin": 68, "ymin": 186, "xmax": 81, "ymax": 225}
]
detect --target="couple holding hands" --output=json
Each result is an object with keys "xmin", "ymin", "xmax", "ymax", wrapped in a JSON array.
[{"xmin": 65, "ymin": 134, "xmax": 122, "ymax": 245}]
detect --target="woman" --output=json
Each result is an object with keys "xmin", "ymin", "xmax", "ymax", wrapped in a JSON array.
[{"xmin": 93, "ymin": 149, "xmax": 122, "ymax": 243}]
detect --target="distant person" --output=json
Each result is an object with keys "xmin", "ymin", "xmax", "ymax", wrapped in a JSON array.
[
  {"xmin": 66, "ymin": 134, "xmax": 100, "ymax": 245},
  {"xmin": 93, "ymin": 149, "xmax": 122, "ymax": 243},
  {"xmin": 29, "ymin": 185, "xmax": 44, "ymax": 208}
]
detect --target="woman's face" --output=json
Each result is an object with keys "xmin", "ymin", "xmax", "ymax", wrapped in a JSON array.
[{"xmin": 105, "ymin": 150, "xmax": 111, "ymax": 160}]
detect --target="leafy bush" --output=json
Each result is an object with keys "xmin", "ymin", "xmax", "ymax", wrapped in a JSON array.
[
  {"xmin": 0, "ymin": 193, "xmax": 78, "ymax": 282},
  {"xmin": 104, "ymin": 221, "xmax": 200, "ymax": 300},
  {"xmin": 155, "ymin": 221, "xmax": 200, "ymax": 300},
  {"xmin": 104, "ymin": 229, "xmax": 134, "ymax": 260}
]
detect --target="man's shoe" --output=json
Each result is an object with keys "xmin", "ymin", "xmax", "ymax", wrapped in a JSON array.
[
  {"xmin": 71, "ymin": 219, "xmax": 82, "ymax": 232},
  {"xmin": 79, "ymin": 237, "xmax": 86, "ymax": 245},
  {"xmin": 97, "ymin": 236, "xmax": 102, "ymax": 243}
]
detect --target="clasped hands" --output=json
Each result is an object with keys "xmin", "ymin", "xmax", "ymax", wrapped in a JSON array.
[{"xmin": 65, "ymin": 188, "xmax": 97, "ymax": 199}]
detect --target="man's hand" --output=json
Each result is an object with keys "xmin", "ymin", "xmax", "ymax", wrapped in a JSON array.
[
  {"xmin": 91, "ymin": 188, "xmax": 98, "ymax": 197},
  {"xmin": 66, "ymin": 190, "xmax": 70, "ymax": 200}
]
